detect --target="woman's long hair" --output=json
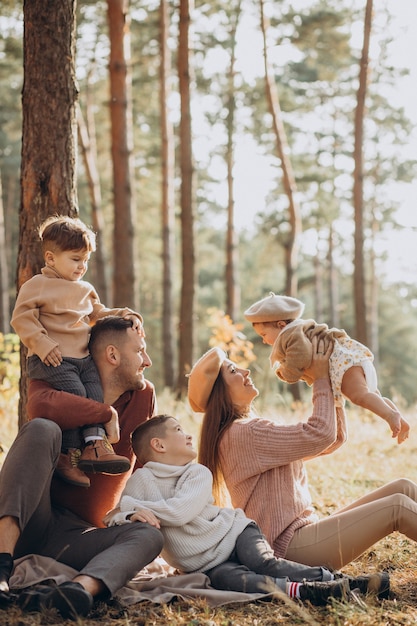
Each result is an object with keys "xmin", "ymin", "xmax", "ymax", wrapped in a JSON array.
[{"xmin": 198, "ymin": 371, "xmax": 241, "ymax": 506}]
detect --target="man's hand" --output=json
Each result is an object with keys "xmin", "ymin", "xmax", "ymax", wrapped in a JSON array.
[
  {"xmin": 105, "ymin": 407, "xmax": 120, "ymax": 443},
  {"xmin": 43, "ymin": 346, "xmax": 62, "ymax": 367},
  {"xmin": 130, "ymin": 509, "xmax": 160, "ymax": 528}
]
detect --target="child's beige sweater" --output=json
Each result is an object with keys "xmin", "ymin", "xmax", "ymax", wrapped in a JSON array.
[
  {"xmin": 11, "ymin": 265, "xmax": 136, "ymax": 361},
  {"xmin": 270, "ymin": 318, "xmax": 347, "ymax": 385}
]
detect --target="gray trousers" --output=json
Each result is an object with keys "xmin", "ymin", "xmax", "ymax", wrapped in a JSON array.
[
  {"xmin": 0, "ymin": 419, "xmax": 163, "ymax": 596},
  {"xmin": 27, "ymin": 355, "xmax": 103, "ymax": 401},
  {"xmin": 28, "ymin": 355, "xmax": 105, "ymax": 449},
  {"xmin": 205, "ymin": 523, "xmax": 332, "ymax": 595}
]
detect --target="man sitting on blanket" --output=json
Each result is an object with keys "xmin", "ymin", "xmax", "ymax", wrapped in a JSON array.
[{"xmin": 0, "ymin": 316, "xmax": 163, "ymax": 619}]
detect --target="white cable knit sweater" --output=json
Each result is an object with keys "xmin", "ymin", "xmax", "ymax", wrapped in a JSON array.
[{"xmin": 105, "ymin": 461, "xmax": 251, "ymax": 573}]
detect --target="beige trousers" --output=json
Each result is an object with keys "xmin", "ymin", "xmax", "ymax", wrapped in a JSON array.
[{"xmin": 285, "ymin": 478, "xmax": 417, "ymax": 570}]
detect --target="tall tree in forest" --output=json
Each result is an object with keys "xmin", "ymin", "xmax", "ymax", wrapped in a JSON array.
[
  {"xmin": 77, "ymin": 99, "xmax": 108, "ymax": 302},
  {"xmin": 160, "ymin": 0, "xmax": 176, "ymax": 388},
  {"xmin": 353, "ymin": 0, "xmax": 373, "ymax": 345},
  {"xmin": 280, "ymin": 4, "xmax": 355, "ymax": 325},
  {"xmin": 0, "ymin": 176, "xmax": 9, "ymax": 334},
  {"xmin": 18, "ymin": 0, "xmax": 78, "ymax": 426},
  {"xmin": 225, "ymin": 0, "xmax": 242, "ymax": 322},
  {"xmin": 107, "ymin": 0, "xmax": 136, "ymax": 308},
  {"xmin": 259, "ymin": 0, "xmax": 302, "ymax": 298},
  {"xmin": 327, "ymin": 224, "xmax": 340, "ymax": 328},
  {"xmin": 0, "ymin": 9, "xmax": 23, "ymax": 326},
  {"xmin": 177, "ymin": 0, "xmax": 195, "ymax": 393}
]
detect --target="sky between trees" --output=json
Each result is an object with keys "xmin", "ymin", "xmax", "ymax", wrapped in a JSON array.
[{"xmin": 194, "ymin": 0, "xmax": 417, "ymax": 285}]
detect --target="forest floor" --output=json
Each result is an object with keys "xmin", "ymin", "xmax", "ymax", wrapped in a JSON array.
[{"xmin": 1, "ymin": 385, "xmax": 417, "ymax": 625}]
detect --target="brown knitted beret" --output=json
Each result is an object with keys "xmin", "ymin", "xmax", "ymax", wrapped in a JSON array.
[
  {"xmin": 187, "ymin": 347, "xmax": 227, "ymax": 412},
  {"xmin": 244, "ymin": 292, "xmax": 305, "ymax": 323}
]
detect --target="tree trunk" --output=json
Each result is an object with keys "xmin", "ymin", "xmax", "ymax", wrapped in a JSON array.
[
  {"xmin": 176, "ymin": 0, "xmax": 195, "ymax": 394},
  {"xmin": 369, "ymin": 201, "xmax": 379, "ymax": 366},
  {"xmin": 259, "ymin": 0, "xmax": 301, "ymax": 299},
  {"xmin": 225, "ymin": 1, "xmax": 242, "ymax": 323},
  {"xmin": 5, "ymin": 176, "xmax": 17, "ymax": 289},
  {"xmin": 314, "ymin": 243, "xmax": 324, "ymax": 321},
  {"xmin": 19, "ymin": 0, "xmax": 78, "ymax": 427},
  {"xmin": 327, "ymin": 225, "xmax": 340, "ymax": 328},
  {"xmin": 260, "ymin": 0, "xmax": 301, "ymax": 401},
  {"xmin": 76, "ymin": 102, "xmax": 108, "ymax": 302},
  {"xmin": 107, "ymin": 0, "xmax": 136, "ymax": 308},
  {"xmin": 160, "ymin": 0, "xmax": 176, "ymax": 388},
  {"xmin": 0, "ymin": 175, "xmax": 9, "ymax": 334},
  {"xmin": 353, "ymin": 0, "xmax": 373, "ymax": 345}
]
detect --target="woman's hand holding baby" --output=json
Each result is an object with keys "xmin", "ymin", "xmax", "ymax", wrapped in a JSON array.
[{"xmin": 303, "ymin": 336, "xmax": 333, "ymax": 382}]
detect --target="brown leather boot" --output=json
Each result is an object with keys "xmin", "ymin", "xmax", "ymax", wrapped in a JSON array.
[
  {"xmin": 55, "ymin": 449, "xmax": 91, "ymax": 488},
  {"xmin": 77, "ymin": 437, "xmax": 131, "ymax": 474}
]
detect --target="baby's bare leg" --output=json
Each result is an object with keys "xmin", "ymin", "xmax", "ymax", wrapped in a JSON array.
[{"xmin": 341, "ymin": 366, "xmax": 407, "ymax": 442}]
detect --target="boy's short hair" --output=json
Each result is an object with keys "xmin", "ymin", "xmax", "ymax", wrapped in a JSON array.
[
  {"xmin": 131, "ymin": 415, "xmax": 174, "ymax": 465},
  {"xmin": 39, "ymin": 214, "xmax": 96, "ymax": 255}
]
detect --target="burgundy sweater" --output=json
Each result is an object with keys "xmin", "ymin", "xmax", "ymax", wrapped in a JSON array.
[{"xmin": 27, "ymin": 378, "xmax": 156, "ymax": 527}]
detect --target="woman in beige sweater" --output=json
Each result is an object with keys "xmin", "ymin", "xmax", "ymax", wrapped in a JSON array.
[{"xmin": 187, "ymin": 338, "xmax": 417, "ymax": 571}]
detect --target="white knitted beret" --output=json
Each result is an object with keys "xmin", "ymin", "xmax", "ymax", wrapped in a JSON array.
[
  {"xmin": 244, "ymin": 292, "xmax": 305, "ymax": 323},
  {"xmin": 187, "ymin": 347, "xmax": 227, "ymax": 412}
]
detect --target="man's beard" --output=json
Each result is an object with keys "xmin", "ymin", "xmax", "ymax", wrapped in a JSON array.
[
  {"xmin": 118, "ymin": 360, "xmax": 146, "ymax": 392},
  {"xmin": 127, "ymin": 370, "xmax": 146, "ymax": 392}
]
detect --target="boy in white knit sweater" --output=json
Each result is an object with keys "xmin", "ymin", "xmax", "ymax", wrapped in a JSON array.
[{"xmin": 104, "ymin": 414, "xmax": 390, "ymax": 605}]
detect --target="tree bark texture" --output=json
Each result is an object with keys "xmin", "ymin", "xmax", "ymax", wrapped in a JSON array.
[
  {"xmin": 107, "ymin": 0, "xmax": 136, "ymax": 308},
  {"xmin": 18, "ymin": 0, "xmax": 78, "ymax": 426},
  {"xmin": 177, "ymin": 0, "xmax": 195, "ymax": 393},
  {"xmin": 0, "ymin": 176, "xmax": 9, "ymax": 334},
  {"xmin": 160, "ymin": 0, "xmax": 176, "ymax": 388}
]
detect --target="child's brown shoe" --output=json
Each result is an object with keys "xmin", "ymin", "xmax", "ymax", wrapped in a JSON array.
[
  {"xmin": 55, "ymin": 449, "xmax": 91, "ymax": 488},
  {"xmin": 77, "ymin": 437, "xmax": 131, "ymax": 474}
]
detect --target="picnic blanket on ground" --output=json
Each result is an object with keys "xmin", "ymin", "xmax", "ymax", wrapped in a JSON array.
[{"xmin": 9, "ymin": 555, "xmax": 268, "ymax": 608}]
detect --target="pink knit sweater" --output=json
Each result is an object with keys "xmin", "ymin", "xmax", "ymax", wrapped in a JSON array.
[{"xmin": 218, "ymin": 379, "xmax": 348, "ymax": 557}]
